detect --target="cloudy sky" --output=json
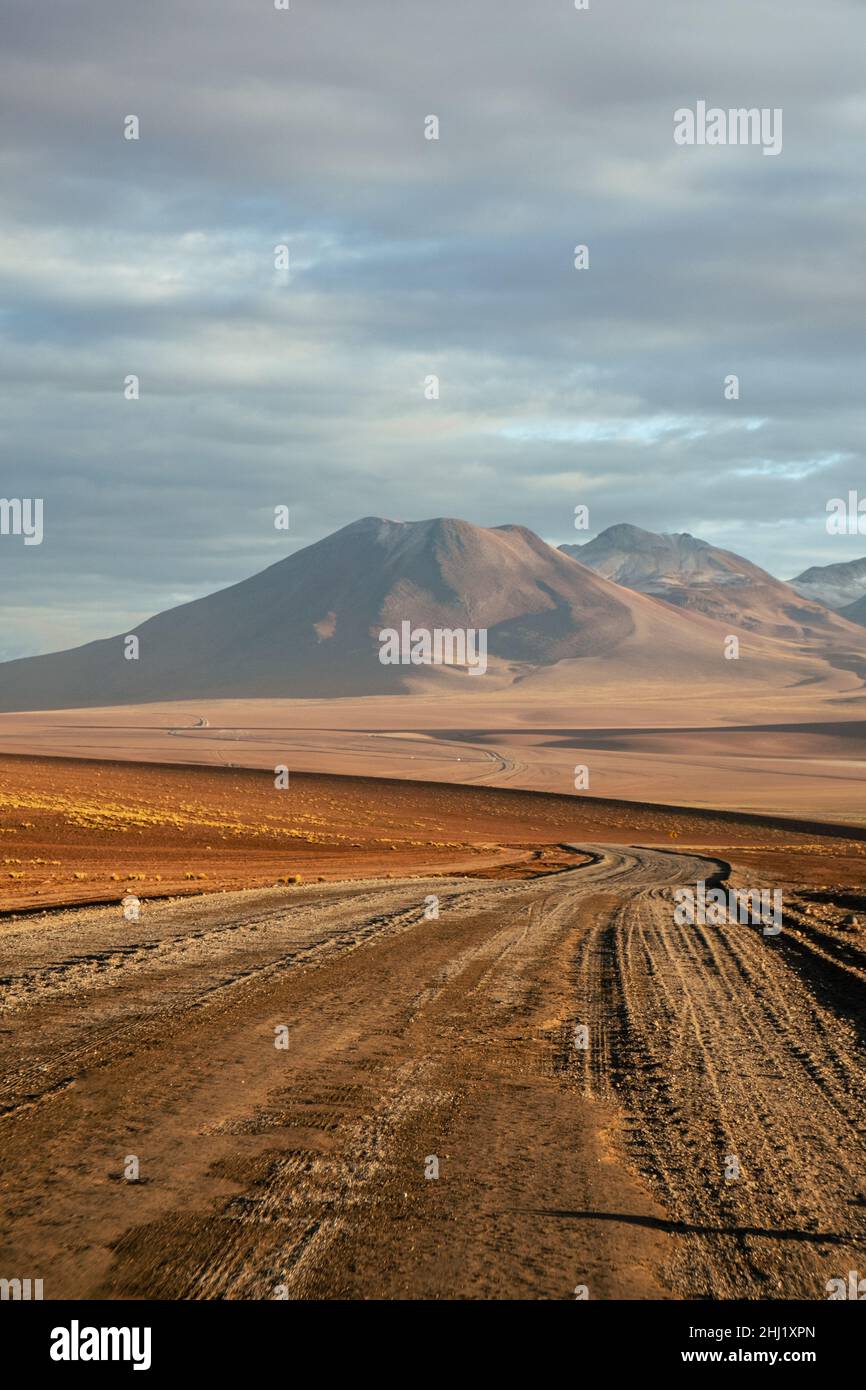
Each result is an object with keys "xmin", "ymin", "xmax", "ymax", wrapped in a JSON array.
[{"xmin": 2, "ymin": 0, "xmax": 864, "ymax": 658}]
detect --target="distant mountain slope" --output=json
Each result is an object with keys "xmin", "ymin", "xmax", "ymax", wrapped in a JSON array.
[
  {"xmin": 0, "ymin": 516, "xmax": 737, "ymax": 710},
  {"xmin": 562, "ymin": 523, "xmax": 769, "ymax": 588},
  {"xmin": 839, "ymin": 594, "xmax": 866, "ymax": 627},
  {"xmin": 561, "ymin": 523, "xmax": 852, "ymax": 642},
  {"xmin": 789, "ymin": 557, "xmax": 866, "ymax": 610},
  {"xmin": 2, "ymin": 516, "xmax": 863, "ymax": 712}
]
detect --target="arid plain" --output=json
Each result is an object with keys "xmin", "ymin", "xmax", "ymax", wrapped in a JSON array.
[
  {"xmin": 2, "ymin": 517, "xmax": 866, "ymax": 1299},
  {"xmin": 2, "ymin": 697, "xmax": 866, "ymax": 1298}
]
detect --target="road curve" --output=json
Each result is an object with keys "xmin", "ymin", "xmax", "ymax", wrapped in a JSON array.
[{"xmin": 0, "ymin": 845, "xmax": 863, "ymax": 1300}]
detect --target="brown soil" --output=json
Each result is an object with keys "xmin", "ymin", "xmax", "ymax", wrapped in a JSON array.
[
  {"xmin": 1, "ymin": 838, "xmax": 865, "ymax": 1300},
  {"xmin": 1, "ymin": 755, "xmax": 865, "ymax": 1301},
  {"xmin": 3, "ymin": 753, "xmax": 866, "ymax": 914}
]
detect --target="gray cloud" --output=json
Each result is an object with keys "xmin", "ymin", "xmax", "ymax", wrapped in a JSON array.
[{"xmin": 1, "ymin": 0, "xmax": 865, "ymax": 657}]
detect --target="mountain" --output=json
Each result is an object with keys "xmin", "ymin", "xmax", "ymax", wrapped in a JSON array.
[
  {"xmin": 0, "ymin": 516, "xmax": 822, "ymax": 712},
  {"xmin": 561, "ymin": 523, "xmax": 851, "ymax": 642},
  {"xmin": 839, "ymin": 595, "xmax": 866, "ymax": 627},
  {"xmin": 789, "ymin": 557, "xmax": 866, "ymax": 610},
  {"xmin": 561, "ymin": 523, "xmax": 766, "ymax": 590}
]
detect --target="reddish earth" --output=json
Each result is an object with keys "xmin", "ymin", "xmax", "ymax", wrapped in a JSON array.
[
  {"xmin": 1, "ymin": 755, "xmax": 865, "ymax": 1301},
  {"xmin": 1, "ymin": 843, "xmax": 865, "ymax": 1300},
  {"xmin": 3, "ymin": 753, "xmax": 866, "ymax": 914},
  {"xmin": 3, "ymin": 692, "xmax": 866, "ymax": 826}
]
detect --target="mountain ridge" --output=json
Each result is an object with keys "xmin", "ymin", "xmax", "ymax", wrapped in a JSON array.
[
  {"xmin": 1, "ymin": 515, "xmax": 864, "ymax": 711},
  {"xmin": 789, "ymin": 555, "xmax": 866, "ymax": 611},
  {"xmin": 560, "ymin": 523, "xmax": 856, "ymax": 642}
]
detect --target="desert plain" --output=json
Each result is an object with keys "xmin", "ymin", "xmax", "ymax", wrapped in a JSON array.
[
  {"xmin": 1, "ymin": 691, "xmax": 865, "ymax": 1300},
  {"xmin": 2, "ymin": 519, "xmax": 866, "ymax": 1300}
]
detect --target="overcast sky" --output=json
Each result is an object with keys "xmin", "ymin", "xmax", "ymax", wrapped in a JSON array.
[{"xmin": 2, "ymin": 0, "xmax": 865, "ymax": 658}]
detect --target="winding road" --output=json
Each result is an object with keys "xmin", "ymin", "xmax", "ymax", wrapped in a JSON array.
[{"xmin": 1, "ymin": 846, "xmax": 864, "ymax": 1300}]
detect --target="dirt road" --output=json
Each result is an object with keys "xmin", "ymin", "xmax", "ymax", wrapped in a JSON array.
[{"xmin": 1, "ymin": 846, "xmax": 864, "ymax": 1300}]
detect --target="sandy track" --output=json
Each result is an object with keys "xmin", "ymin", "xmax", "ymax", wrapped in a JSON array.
[
  {"xmin": 0, "ymin": 846, "xmax": 864, "ymax": 1300},
  {"xmin": 573, "ymin": 868, "xmax": 866, "ymax": 1299}
]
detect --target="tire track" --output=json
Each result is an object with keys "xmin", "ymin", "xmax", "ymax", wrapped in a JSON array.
[
  {"xmin": 572, "ymin": 871, "xmax": 866, "ymax": 1298},
  {"xmin": 2, "ymin": 844, "xmax": 864, "ymax": 1300}
]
